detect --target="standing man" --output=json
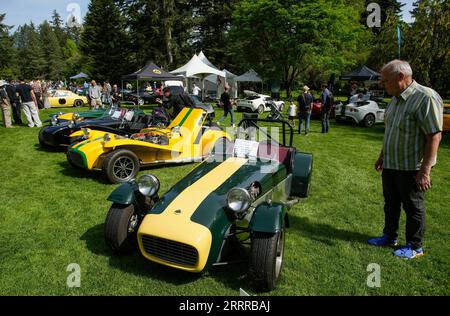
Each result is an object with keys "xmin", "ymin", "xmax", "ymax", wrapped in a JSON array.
[
  {"xmin": 15, "ymin": 78, "xmax": 42, "ymax": 128},
  {"xmin": 320, "ymin": 83, "xmax": 332, "ymax": 133},
  {"xmin": 4, "ymin": 79, "xmax": 22, "ymax": 124},
  {"xmin": 89, "ymin": 80, "xmax": 102, "ymax": 109},
  {"xmin": 0, "ymin": 80, "xmax": 13, "ymax": 128},
  {"xmin": 32, "ymin": 80, "xmax": 44, "ymax": 109},
  {"xmin": 192, "ymin": 83, "xmax": 201, "ymax": 97},
  {"xmin": 111, "ymin": 84, "xmax": 122, "ymax": 107},
  {"xmin": 217, "ymin": 84, "xmax": 235, "ymax": 128},
  {"xmin": 297, "ymin": 85, "xmax": 313, "ymax": 135},
  {"xmin": 368, "ymin": 60, "xmax": 443, "ymax": 259}
]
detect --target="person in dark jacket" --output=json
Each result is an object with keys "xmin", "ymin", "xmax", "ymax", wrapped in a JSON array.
[
  {"xmin": 4, "ymin": 80, "xmax": 22, "ymax": 124},
  {"xmin": 320, "ymin": 83, "xmax": 332, "ymax": 133},
  {"xmin": 160, "ymin": 86, "xmax": 194, "ymax": 119},
  {"xmin": 297, "ymin": 85, "xmax": 313, "ymax": 135}
]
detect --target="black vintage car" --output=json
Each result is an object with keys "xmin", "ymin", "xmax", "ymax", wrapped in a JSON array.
[
  {"xmin": 38, "ymin": 108, "xmax": 153, "ymax": 148},
  {"xmin": 122, "ymin": 89, "xmax": 160, "ymax": 106}
]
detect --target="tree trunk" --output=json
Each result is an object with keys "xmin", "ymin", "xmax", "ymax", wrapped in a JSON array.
[{"xmin": 162, "ymin": 0, "xmax": 173, "ymax": 66}]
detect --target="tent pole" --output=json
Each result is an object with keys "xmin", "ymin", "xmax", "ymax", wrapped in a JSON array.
[{"xmin": 136, "ymin": 80, "xmax": 139, "ymax": 108}]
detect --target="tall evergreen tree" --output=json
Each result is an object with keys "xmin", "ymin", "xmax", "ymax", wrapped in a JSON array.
[
  {"xmin": 51, "ymin": 10, "xmax": 67, "ymax": 48},
  {"xmin": 120, "ymin": 0, "xmax": 194, "ymax": 70},
  {"xmin": 80, "ymin": 0, "xmax": 130, "ymax": 82},
  {"xmin": 15, "ymin": 23, "xmax": 46, "ymax": 79},
  {"xmin": 0, "ymin": 13, "xmax": 17, "ymax": 78},
  {"xmin": 39, "ymin": 21, "xmax": 65, "ymax": 80},
  {"xmin": 189, "ymin": 0, "xmax": 239, "ymax": 71},
  {"xmin": 405, "ymin": 0, "xmax": 449, "ymax": 96}
]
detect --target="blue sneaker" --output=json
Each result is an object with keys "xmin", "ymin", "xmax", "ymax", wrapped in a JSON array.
[
  {"xmin": 367, "ymin": 235, "xmax": 398, "ymax": 247},
  {"xmin": 393, "ymin": 244, "xmax": 424, "ymax": 259}
]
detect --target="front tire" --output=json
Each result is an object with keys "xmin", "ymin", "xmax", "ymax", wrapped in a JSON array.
[
  {"xmin": 249, "ymin": 231, "xmax": 285, "ymax": 292},
  {"xmin": 74, "ymin": 99, "xmax": 83, "ymax": 107},
  {"xmin": 257, "ymin": 105, "xmax": 264, "ymax": 114},
  {"xmin": 103, "ymin": 149, "xmax": 140, "ymax": 184},
  {"xmin": 363, "ymin": 113, "xmax": 375, "ymax": 127},
  {"xmin": 104, "ymin": 203, "xmax": 139, "ymax": 254}
]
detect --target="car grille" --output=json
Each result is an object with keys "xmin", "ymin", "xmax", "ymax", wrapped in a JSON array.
[
  {"xmin": 141, "ymin": 235, "xmax": 198, "ymax": 267},
  {"xmin": 67, "ymin": 150, "xmax": 85, "ymax": 168}
]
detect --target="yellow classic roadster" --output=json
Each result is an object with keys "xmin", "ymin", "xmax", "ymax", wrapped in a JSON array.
[
  {"xmin": 66, "ymin": 106, "xmax": 231, "ymax": 183},
  {"xmin": 48, "ymin": 90, "xmax": 88, "ymax": 108}
]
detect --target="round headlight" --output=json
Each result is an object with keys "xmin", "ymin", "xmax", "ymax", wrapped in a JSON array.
[
  {"xmin": 138, "ymin": 174, "xmax": 160, "ymax": 197},
  {"xmin": 103, "ymin": 133, "xmax": 111, "ymax": 142},
  {"xmin": 227, "ymin": 188, "xmax": 252, "ymax": 213},
  {"xmin": 51, "ymin": 115, "xmax": 58, "ymax": 126},
  {"xmin": 82, "ymin": 127, "xmax": 90, "ymax": 138}
]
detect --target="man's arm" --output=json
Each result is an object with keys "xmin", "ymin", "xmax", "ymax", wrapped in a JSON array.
[
  {"xmin": 30, "ymin": 89, "xmax": 38, "ymax": 107},
  {"xmin": 416, "ymin": 132, "xmax": 442, "ymax": 192},
  {"xmin": 375, "ymin": 149, "xmax": 384, "ymax": 172}
]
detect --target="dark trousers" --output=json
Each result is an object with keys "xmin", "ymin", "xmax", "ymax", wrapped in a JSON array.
[
  {"xmin": 382, "ymin": 169, "xmax": 425, "ymax": 249},
  {"xmin": 35, "ymin": 92, "xmax": 44, "ymax": 109},
  {"xmin": 11, "ymin": 101, "xmax": 22, "ymax": 124},
  {"xmin": 321, "ymin": 110, "xmax": 330, "ymax": 133}
]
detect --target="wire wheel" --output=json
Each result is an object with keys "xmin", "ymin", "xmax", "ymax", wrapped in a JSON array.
[
  {"xmin": 103, "ymin": 149, "xmax": 140, "ymax": 184},
  {"xmin": 113, "ymin": 156, "xmax": 135, "ymax": 180}
]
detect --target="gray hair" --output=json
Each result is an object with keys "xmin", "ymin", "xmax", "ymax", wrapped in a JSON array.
[{"xmin": 381, "ymin": 60, "xmax": 413, "ymax": 77}]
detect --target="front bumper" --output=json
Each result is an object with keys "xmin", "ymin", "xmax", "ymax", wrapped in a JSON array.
[{"xmin": 137, "ymin": 214, "xmax": 212, "ymax": 273}]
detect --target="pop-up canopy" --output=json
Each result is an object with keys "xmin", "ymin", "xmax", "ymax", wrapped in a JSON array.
[
  {"xmin": 70, "ymin": 72, "xmax": 90, "ymax": 79},
  {"xmin": 340, "ymin": 66, "xmax": 380, "ymax": 81},
  {"xmin": 171, "ymin": 54, "xmax": 225, "ymax": 100},
  {"xmin": 235, "ymin": 69, "xmax": 263, "ymax": 82},
  {"xmin": 123, "ymin": 62, "xmax": 182, "ymax": 81},
  {"xmin": 170, "ymin": 54, "xmax": 225, "ymax": 78}
]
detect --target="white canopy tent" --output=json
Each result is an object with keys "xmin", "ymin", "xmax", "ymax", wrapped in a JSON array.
[
  {"xmin": 170, "ymin": 54, "xmax": 225, "ymax": 100},
  {"xmin": 197, "ymin": 51, "xmax": 218, "ymax": 69},
  {"xmin": 205, "ymin": 69, "xmax": 238, "ymax": 99}
]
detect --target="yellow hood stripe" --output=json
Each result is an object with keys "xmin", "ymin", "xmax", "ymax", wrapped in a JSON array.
[
  {"xmin": 138, "ymin": 157, "xmax": 248, "ymax": 272},
  {"xmin": 163, "ymin": 157, "xmax": 248, "ymax": 218}
]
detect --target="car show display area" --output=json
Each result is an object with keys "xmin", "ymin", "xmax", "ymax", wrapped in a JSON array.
[{"xmin": 0, "ymin": 106, "xmax": 449, "ymax": 296}]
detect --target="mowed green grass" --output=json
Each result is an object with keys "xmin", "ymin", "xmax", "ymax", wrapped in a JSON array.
[{"xmin": 0, "ymin": 105, "xmax": 449, "ymax": 296}]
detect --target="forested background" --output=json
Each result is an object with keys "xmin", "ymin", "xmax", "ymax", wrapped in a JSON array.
[{"xmin": 0, "ymin": 0, "xmax": 448, "ymax": 97}]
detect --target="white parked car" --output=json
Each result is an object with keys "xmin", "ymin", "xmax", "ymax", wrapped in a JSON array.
[
  {"xmin": 335, "ymin": 100, "xmax": 385, "ymax": 127},
  {"xmin": 236, "ymin": 91, "xmax": 285, "ymax": 114}
]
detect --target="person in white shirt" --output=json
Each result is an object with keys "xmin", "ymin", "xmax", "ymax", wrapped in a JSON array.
[
  {"xmin": 288, "ymin": 99, "xmax": 296, "ymax": 127},
  {"xmin": 192, "ymin": 83, "xmax": 201, "ymax": 96}
]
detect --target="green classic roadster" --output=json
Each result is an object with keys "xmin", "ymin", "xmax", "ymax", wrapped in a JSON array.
[{"xmin": 103, "ymin": 117, "xmax": 313, "ymax": 291}]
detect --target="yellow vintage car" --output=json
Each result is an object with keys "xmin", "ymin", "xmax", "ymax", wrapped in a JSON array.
[
  {"xmin": 444, "ymin": 104, "xmax": 450, "ymax": 132},
  {"xmin": 48, "ymin": 90, "xmax": 88, "ymax": 108},
  {"xmin": 67, "ymin": 106, "xmax": 231, "ymax": 183}
]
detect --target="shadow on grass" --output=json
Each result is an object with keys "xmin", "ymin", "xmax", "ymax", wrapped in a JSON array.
[
  {"xmin": 81, "ymin": 223, "xmax": 250, "ymax": 291},
  {"xmin": 289, "ymin": 214, "xmax": 372, "ymax": 246},
  {"xmin": 33, "ymin": 143, "xmax": 67, "ymax": 153},
  {"xmin": 57, "ymin": 160, "xmax": 112, "ymax": 184}
]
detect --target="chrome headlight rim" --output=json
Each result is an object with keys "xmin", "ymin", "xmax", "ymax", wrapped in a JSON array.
[
  {"xmin": 50, "ymin": 115, "xmax": 58, "ymax": 126},
  {"xmin": 227, "ymin": 187, "xmax": 252, "ymax": 213},
  {"xmin": 103, "ymin": 133, "xmax": 111, "ymax": 142},
  {"xmin": 81, "ymin": 127, "xmax": 90, "ymax": 139},
  {"xmin": 137, "ymin": 174, "xmax": 160, "ymax": 197}
]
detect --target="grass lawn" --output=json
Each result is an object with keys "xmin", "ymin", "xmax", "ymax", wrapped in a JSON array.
[{"xmin": 0, "ymin": 105, "xmax": 449, "ymax": 296}]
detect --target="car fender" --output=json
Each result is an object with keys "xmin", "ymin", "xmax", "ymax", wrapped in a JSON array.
[
  {"xmin": 107, "ymin": 182, "xmax": 138, "ymax": 205},
  {"xmin": 201, "ymin": 129, "xmax": 231, "ymax": 156},
  {"xmin": 250, "ymin": 202, "xmax": 286, "ymax": 233},
  {"xmin": 291, "ymin": 152, "xmax": 313, "ymax": 198}
]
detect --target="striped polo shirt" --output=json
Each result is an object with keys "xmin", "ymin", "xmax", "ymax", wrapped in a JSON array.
[{"xmin": 383, "ymin": 80, "xmax": 443, "ymax": 170}]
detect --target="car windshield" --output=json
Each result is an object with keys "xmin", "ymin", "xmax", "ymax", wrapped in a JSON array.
[
  {"xmin": 355, "ymin": 101, "xmax": 371, "ymax": 107},
  {"xmin": 246, "ymin": 96, "xmax": 261, "ymax": 100}
]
